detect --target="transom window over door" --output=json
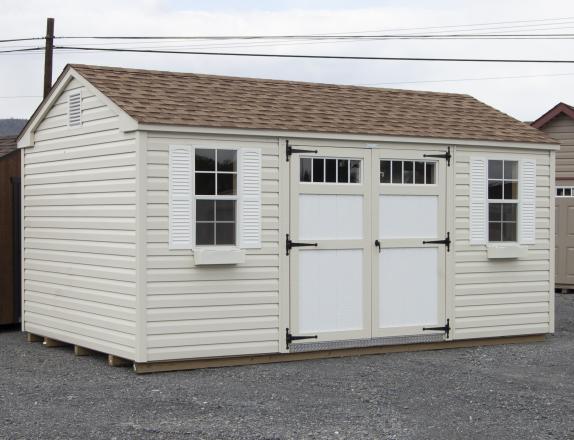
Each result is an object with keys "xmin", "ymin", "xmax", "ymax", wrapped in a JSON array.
[
  {"xmin": 488, "ymin": 159, "xmax": 518, "ymax": 242},
  {"xmin": 195, "ymin": 148, "xmax": 237, "ymax": 245},
  {"xmin": 300, "ymin": 157, "xmax": 362, "ymax": 183}
]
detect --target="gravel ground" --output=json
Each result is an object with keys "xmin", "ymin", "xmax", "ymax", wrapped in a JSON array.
[{"xmin": 1, "ymin": 294, "xmax": 573, "ymax": 440}]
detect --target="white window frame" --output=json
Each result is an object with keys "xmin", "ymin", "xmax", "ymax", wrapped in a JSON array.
[
  {"xmin": 299, "ymin": 156, "xmax": 363, "ymax": 185},
  {"xmin": 556, "ymin": 186, "xmax": 574, "ymax": 197},
  {"xmin": 194, "ymin": 146, "xmax": 240, "ymax": 248},
  {"xmin": 379, "ymin": 159, "xmax": 438, "ymax": 185},
  {"xmin": 487, "ymin": 159, "xmax": 519, "ymax": 243}
]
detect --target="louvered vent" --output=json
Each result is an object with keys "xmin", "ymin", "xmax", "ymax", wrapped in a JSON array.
[{"xmin": 68, "ymin": 91, "xmax": 82, "ymax": 127}]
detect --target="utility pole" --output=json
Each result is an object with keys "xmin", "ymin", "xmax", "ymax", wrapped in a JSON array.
[{"xmin": 43, "ymin": 17, "xmax": 54, "ymax": 98}]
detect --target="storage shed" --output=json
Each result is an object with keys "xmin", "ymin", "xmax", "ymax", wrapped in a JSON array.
[
  {"xmin": 0, "ymin": 136, "xmax": 21, "ymax": 326},
  {"xmin": 532, "ymin": 103, "xmax": 574, "ymax": 290},
  {"xmin": 17, "ymin": 64, "xmax": 558, "ymax": 372}
]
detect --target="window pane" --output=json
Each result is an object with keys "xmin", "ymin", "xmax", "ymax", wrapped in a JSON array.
[
  {"xmin": 216, "ymin": 223, "xmax": 235, "ymax": 245},
  {"xmin": 566, "ymin": 188, "xmax": 572, "ymax": 196},
  {"xmin": 502, "ymin": 203, "xmax": 517, "ymax": 222},
  {"xmin": 196, "ymin": 223, "xmax": 215, "ymax": 245},
  {"xmin": 196, "ymin": 200, "xmax": 214, "ymax": 221},
  {"xmin": 313, "ymin": 158, "xmax": 324, "ymax": 182},
  {"xmin": 504, "ymin": 161, "xmax": 518, "ymax": 180},
  {"xmin": 380, "ymin": 160, "xmax": 391, "ymax": 183},
  {"xmin": 196, "ymin": 173, "xmax": 215, "ymax": 195},
  {"xmin": 216, "ymin": 200, "xmax": 235, "ymax": 221},
  {"xmin": 503, "ymin": 181, "xmax": 518, "ymax": 200},
  {"xmin": 502, "ymin": 222, "xmax": 517, "ymax": 241},
  {"xmin": 488, "ymin": 180, "xmax": 503, "ymax": 199},
  {"xmin": 489, "ymin": 203, "xmax": 502, "ymax": 222},
  {"xmin": 415, "ymin": 161, "xmax": 425, "ymax": 184},
  {"xmin": 195, "ymin": 149, "xmax": 216, "ymax": 171},
  {"xmin": 300, "ymin": 158, "xmax": 312, "ymax": 182},
  {"xmin": 488, "ymin": 160, "xmax": 503, "ymax": 179},
  {"xmin": 489, "ymin": 222, "xmax": 502, "ymax": 242},
  {"xmin": 557, "ymin": 188, "xmax": 564, "ymax": 196},
  {"xmin": 217, "ymin": 149, "xmax": 237, "ymax": 172},
  {"xmin": 392, "ymin": 161, "xmax": 402, "ymax": 184},
  {"xmin": 217, "ymin": 174, "xmax": 237, "ymax": 195},
  {"xmin": 325, "ymin": 159, "xmax": 337, "ymax": 182},
  {"xmin": 426, "ymin": 162, "xmax": 436, "ymax": 184},
  {"xmin": 338, "ymin": 159, "xmax": 348, "ymax": 183},
  {"xmin": 403, "ymin": 161, "xmax": 414, "ymax": 184},
  {"xmin": 350, "ymin": 160, "xmax": 361, "ymax": 183}
]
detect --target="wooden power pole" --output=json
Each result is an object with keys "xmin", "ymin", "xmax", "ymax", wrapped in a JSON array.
[{"xmin": 43, "ymin": 17, "xmax": 54, "ymax": 98}]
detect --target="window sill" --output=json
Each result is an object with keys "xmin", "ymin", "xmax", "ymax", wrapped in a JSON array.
[
  {"xmin": 487, "ymin": 244, "xmax": 528, "ymax": 259},
  {"xmin": 194, "ymin": 247, "xmax": 245, "ymax": 265}
]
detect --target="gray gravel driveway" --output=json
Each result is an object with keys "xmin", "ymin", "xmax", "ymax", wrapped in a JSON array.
[{"xmin": 1, "ymin": 294, "xmax": 573, "ymax": 439}]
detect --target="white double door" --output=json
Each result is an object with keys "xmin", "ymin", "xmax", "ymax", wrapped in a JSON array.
[{"xmin": 289, "ymin": 146, "xmax": 447, "ymax": 343}]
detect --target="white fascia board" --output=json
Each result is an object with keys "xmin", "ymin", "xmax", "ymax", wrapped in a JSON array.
[{"xmin": 137, "ymin": 123, "xmax": 559, "ymax": 151}]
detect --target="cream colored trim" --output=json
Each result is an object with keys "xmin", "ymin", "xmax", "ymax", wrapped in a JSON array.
[
  {"xmin": 445, "ymin": 146, "xmax": 456, "ymax": 339},
  {"xmin": 278, "ymin": 138, "xmax": 290, "ymax": 353},
  {"xmin": 138, "ymin": 124, "xmax": 559, "ymax": 151},
  {"xmin": 549, "ymin": 150, "xmax": 556, "ymax": 334},
  {"xmin": 20, "ymin": 148, "xmax": 25, "ymax": 330},
  {"xmin": 135, "ymin": 130, "xmax": 148, "ymax": 362}
]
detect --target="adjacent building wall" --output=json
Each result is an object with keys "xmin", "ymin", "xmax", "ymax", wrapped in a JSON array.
[
  {"xmin": 22, "ymin": 77, "xmax": 138, "ymax": 359},
  {"xmin": 538, "ymin": 114, "xmax": 574, "ymax": 182},
  {"xmin": 453, "ymin": 147, "xmax": 553, "ymax": 339},
  {"xmin": 144, "ymin": 132, "xmax": 281, "ymax": 362}
]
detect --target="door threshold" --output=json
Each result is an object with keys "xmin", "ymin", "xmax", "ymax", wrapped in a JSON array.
[{"xmin": 289, "ymin": 333, "xmax": 444, "ymax": 352}]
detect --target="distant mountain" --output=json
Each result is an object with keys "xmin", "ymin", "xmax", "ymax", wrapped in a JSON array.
[{"xmin": 0, "ymin": 119, "xmax": 27, "ymax": 136}]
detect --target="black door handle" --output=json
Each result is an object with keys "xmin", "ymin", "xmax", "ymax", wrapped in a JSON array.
[{"xmin": 374, "ymin": 239, "xmax": 382, "ymax": 252}]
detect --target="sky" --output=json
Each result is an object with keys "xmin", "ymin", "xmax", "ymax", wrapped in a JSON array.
[{"xmin": 1, "ymin": 0, "xmax": 573, "ymax": 121}]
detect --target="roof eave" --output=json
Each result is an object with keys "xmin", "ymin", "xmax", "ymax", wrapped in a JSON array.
[{"xmin": 531, "ymin": 102, "xmax": 574, "ymax": 129}]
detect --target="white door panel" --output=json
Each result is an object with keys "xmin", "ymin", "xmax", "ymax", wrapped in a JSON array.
[
  {"xmin": 379, "ymin": 195, "xmax": 438, "ymax": 239},
  {"xmin": 299, "ymin": 194, "xmax": 363, "ymax": 240}
]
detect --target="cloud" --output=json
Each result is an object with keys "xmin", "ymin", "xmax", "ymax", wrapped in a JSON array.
[{"xmin": 1, "ymin": 0, "xmax": 573, "ymax": 120}]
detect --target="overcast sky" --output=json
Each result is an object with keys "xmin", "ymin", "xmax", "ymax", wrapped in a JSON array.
[{"xmin": 1, "ymin": 0, "xmax": 573, "ymax": 121}]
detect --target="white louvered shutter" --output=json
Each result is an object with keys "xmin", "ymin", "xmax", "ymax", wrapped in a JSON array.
[
  {"xmin": 519, "ymin": 159, "xmax": 536, "ymax": 244},
  {"xmin": 470, "ymin": 157, "xmax": 488, "ymax": 244},
  {"xmin": 169, "ymin": 145, "xmax": 194, "ymax": 249},
  {"xmin": 68, "ymin": 91, "xmax": 82, "ymax": 127},
  {"xmin": 239, "ymin": 148, "xmax": 262, "ymax": 248}
]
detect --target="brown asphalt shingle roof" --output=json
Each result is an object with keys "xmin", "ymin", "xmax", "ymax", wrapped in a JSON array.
[
  {"xmin": 70, "ymin": 64, "xmax": 555, "ymax": 144},
  {"xmin": 0, "ymin": 136, "xmax": 17, "ymax": 158}
]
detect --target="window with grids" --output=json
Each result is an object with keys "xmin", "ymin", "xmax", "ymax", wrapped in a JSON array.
[
  {"xmin": 300, "ymin": 157, "xmax": 362, "ymax": 183},
  {"xmin": 557, "ymin": 186, "xmax": 574, "ymax": 197},
  {"xmin": 379, "ymin": 160, "xmax": 436, "ymax": 184},
  {"xmin": 488, "ymin": 160, "xmax": 518, "ymax": 242},
  {"xmin": 195, "ymin": 148, "xmax": 237, "ymax": 246}
]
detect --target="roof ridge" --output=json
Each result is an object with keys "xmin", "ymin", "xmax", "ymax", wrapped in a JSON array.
[{"xmin": 69, "ymin": 63, "xmax": 471, "ymax": 98}]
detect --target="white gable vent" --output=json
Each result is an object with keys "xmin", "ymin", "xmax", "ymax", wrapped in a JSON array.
[{"xmin": 68, "ymin": 91, "xmax": 82, "ymax": 127}]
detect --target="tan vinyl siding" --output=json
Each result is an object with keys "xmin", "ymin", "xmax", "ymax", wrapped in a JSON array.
[
  {"xmin": 145, "ymin": 133, "xmax": 280, "ymax": 361},
  {"xmin": 23, "ymin": 77, "xmax": 137, "ymax": 360},
  {"xmin": 540, "ymin": 114, "xmax": 574, "ymax": 180},
  {"xmin": 453, "ymin": 148, "xmax": 552, "ymax": 339}
]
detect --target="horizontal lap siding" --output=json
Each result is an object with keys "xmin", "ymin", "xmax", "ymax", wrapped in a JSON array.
[
  {"xmin": 539, "ymin": 114, "xmax": 574, "ymax": 180},
  {"xmin": 145, "ymin": 134, "xmax": 280, "ymax": 361},
  {"xmin": 453, "ymin": 148, "xmax": 552, "ymax": 339},
  {"xmin": 23, "ymin": 78, "xmax": 137, "ymax": 359}
]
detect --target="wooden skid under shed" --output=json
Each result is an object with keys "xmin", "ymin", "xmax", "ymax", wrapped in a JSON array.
[{"xmin": 133, "ymin": 334, "xmax": 546, "ymax": 374}]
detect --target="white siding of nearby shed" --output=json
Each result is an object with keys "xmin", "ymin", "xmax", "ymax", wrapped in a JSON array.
[
  {"xmin": 145, "ymin": 133, "xmax": 280, "ymax": 361},
  {"xmin": 453, "ymin": 148, "xmax": 553, "ymax": 339},
  {"xmin": 23, "ymin": 77, "xmax": 138, "ymax": 359}
]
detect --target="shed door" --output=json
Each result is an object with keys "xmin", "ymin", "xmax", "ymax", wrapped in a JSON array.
[
  {"xmin": 289, "ymin": 147, "xmax": 372, "ymax": 343},
  {"xmin": 555, "ymin": 195, "xmax": 574, "ymax": 287},
  {"xmin": 372, "ymin": 149, "xmax": 447, "ymax": 338}
]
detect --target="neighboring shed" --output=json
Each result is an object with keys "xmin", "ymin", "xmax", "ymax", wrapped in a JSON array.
[
  {"xmin": 17, "ymin": 64, "xmax": 558, "ymax": 372},
  {"xmin": 532, "ymin": 103, "xmax": 574, "ymax": 289},
  {"xmin": 0, "ymin": 136, "xmax": 21, "ymax": 325}
]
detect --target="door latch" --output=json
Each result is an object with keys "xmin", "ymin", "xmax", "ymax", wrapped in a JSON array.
[
  {"xmin": 423, "ymin": 232, "xmax": 451, "ymax": 252},
  {"xmin": 374, "ymin": 239, "xmax": 382, "ymax": 253},
  {"xmin": 286, "ymin": 234, "xmax": 318, "ymax": 255},
  {"xmin": 423, "ymin": 319, "xmax": 451, "ymax": 338}
]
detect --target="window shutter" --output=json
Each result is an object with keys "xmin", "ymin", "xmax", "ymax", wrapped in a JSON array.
[
  {"xmin": 169, "ymin": 145, "xmax": 194, "ymax": 249},
  {"xmin": 239, "ymin": 148, "xmax": 262, "ymax": 248},
  {"xmin": 470, "ymin": 157, "xmax": 487, "ymax": 244},
  {"xmin": 519, "ymin": 159, "xmax": 536, "ymax": 244},
  {"xmin": 68, "ymin": 91, "xmax": 82, "ymax": 127}
]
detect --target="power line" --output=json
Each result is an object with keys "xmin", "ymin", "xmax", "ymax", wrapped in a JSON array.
[
  {"xmin": 52, "ymin": 45, "xmax": 574, "ymax": 63},
  {"xmin": 0, "ymin": 37, "xmax": 43, "ymax": 43}
]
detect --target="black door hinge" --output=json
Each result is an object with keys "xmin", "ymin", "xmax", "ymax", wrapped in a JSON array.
[
  {"xmin": 286, "ymin": 234, "xmax": 318, "ymax": 255},
  {"xmin": 423, "ymin": 146, "xmax": 451, "ymax": 166},
  {"xmin": 286, "ymin": 328, "xmax": 318, "ymax": 349},
  {"xmin": 423, "ymin": 232, "xmax": 451, "ymax": 252},
  {"xmin": 286, "ymin": 140, "xmax": 318, "ymax": 161},
  {"xmin": 423, "ymin": 319, "xmax": 451, "ymax": 338}
]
